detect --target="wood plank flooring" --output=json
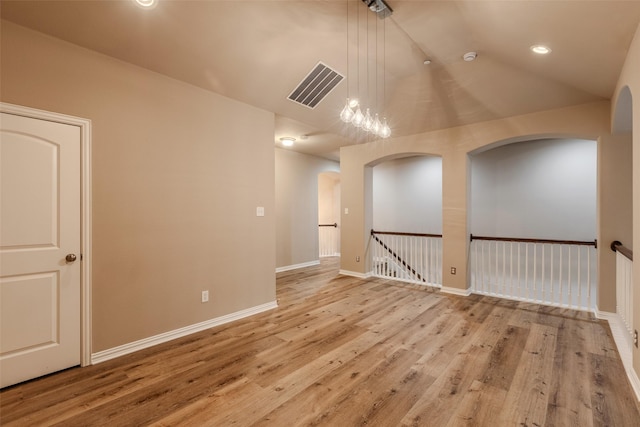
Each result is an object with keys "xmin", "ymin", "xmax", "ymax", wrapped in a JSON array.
[{"xmin": 2, "ymin": 257, "xmax": 639, "ymax": 426}]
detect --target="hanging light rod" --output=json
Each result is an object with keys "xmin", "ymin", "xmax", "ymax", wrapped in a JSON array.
[
  {"xmin": 361, "ymin": 0, "xmax": 393, "ymax": 19},
  {"xmin": 340, "ymin": 0, "xmax": 392, "ymax": 138}
]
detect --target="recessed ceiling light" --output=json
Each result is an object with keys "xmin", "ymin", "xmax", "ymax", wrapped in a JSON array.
[
  {"xmin": 463, "ymin": 52, "xmax": 477, "ymax": 62},
  {"xmin": 279, "ymin": 137, "xmax": 295, "ymax": 147},
  {"xmin": 531, "ymin": 45, "xmax": 552, "ymax": 55},
  {"xmin": 134, "ymin": 0, "xmax": 158, "ymax": 9},
  {"xmin": 423, "ymin": 59, "xmax": 432, "ymax": 65}
]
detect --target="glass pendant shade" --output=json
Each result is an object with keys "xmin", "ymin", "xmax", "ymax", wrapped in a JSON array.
[
  {"xmin": 380, "ymin": 118, "xmax": 391, "ymax": 138},
  {"xmin": 340, "ymin": 99, "xmax": 355, "ymax": 123},
  {"xmin": 363, "ymin": 109, "xmax": 373, "ymax": 131},
  {"xmin": 352, "ymin": 107, "xmax": 365, "ymax": 128},
  {"xmin": 372, "ymin": 114, "xmax": 381, "ymax": 135}
]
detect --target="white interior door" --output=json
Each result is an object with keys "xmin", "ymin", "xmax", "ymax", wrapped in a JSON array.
[{"xmin": 0, "ymin": 112, "xmax": 81, "ymax": 388}]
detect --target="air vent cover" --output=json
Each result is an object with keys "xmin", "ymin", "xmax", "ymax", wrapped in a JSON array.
[{"xmin": 288, "ymin": 62, "xmax": 344, "ymax": 109}]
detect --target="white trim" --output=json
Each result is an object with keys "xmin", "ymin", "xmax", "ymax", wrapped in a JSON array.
[
  {"xmin": 276, "ymin": 260, "xmax": 320, "ymax": 273},
  {"xmin": 0, "ymin": 102, "xmax": 93, "ymax": 367},
  {"xmin": 470, "ymin": 290, "xmax": 594, "ymax": 313},
  {"xmin": 597, "ymin": 310, "xmax": 640, "ymax": 401},
  {"xmin": 594, "ymin": 307, "xmax": 616, "ymax": 321},
  {"xmin": 339, "ymin": 269, "xmax": 371, "ymax": 279},
  {"xmin": 91, "ymin": 300, "xmax": 278, "ymax": 364},
  {"xmin": 440, "ymin": 286, "xmax": 473, "ymax": 297},
  {"xmin": 369, "ymin": 273, "xmax": 442, "ymax": 289},
  {"xmin": 319, "ymin": 253, "xmax": 341, "ymax": 258}
]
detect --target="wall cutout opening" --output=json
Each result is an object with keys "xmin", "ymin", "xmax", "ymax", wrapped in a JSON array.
[
  {"xmin": 469, "ymin": 138, "xmax": 597, "ymax": 310},
  {"xmin": 370, "ymin": 155, "xmax": 443, "ymax": 286}
]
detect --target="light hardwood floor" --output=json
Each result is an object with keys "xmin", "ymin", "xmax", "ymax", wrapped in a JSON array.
[{"xmin": 2, "ymin": 257, "xmax": 639, "ymax": 426}]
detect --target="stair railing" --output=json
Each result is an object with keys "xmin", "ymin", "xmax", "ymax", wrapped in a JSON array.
[{"xmin": 370, "ymin": 230, "xmax": 443, "ymax": 286}]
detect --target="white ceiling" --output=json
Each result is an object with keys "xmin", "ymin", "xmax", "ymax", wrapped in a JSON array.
[{"xmin": 2, "ymin": 0, "xmax": 640, "ymax": 161}]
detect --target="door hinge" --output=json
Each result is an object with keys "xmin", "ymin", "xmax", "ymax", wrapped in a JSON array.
[{"xmin": 80, "ymin": 254, "xmax": 83, "ymax": 261}]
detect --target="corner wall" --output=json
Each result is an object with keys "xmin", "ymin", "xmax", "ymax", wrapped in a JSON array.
[{"xmin": 1, "ymin": 21, "xmax": 276, "ymax": 353}]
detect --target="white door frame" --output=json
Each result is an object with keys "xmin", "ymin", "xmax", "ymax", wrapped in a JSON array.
[{"xmin": 1, "ymin": 102, "xmax": 92, "ymax": 367}]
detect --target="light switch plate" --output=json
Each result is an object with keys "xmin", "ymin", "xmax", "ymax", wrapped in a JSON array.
[{"xmin": 256, "ymin": 207, "xmax": 265, "ymax": 217}]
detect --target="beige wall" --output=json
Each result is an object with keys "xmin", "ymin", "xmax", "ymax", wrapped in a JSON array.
[
  {"xmin": 340, "ymin": 101, "xmax": 612, "ymax": 294},
  {"xmin": 275, "ymin": 148, "xmax": 339, "ymax": 268},
  {"xmin": 318, "ymin": 172, "xmax": 340, "ymax": 226},
  {"xmin": 1, "ymin": 21, "xmax": 276, "ymax": 352},
  {"xmin": 318, "ymin": 172, "xmax": 341, "ymax": 255},
  {"xmin": 613, "ymin": 22, "xmax": 640, "ymax": 381},
  {"xmin": 598, "ymin": 134, "xmax": 633, "ymax": 312}
]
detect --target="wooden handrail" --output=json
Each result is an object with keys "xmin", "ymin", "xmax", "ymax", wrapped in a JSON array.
[
  {"xmin": 611, "ymin": 240, "xmax": 633, "ymax": 261},
  {"xmin": 319, "ymin": 223, "xmax": 338, "ymax": 228},
  {"xmin": 371, "ymin": 230, "xmax": 442, "ymax": 238},
  {"xmin": 470, "ymin": 234, "xmax": 597, "ymax": 247}
]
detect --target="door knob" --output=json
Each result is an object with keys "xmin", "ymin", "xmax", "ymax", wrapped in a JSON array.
[{"xmin": 66, "ymin": 254, "xmax": 77, "ymax": 263}]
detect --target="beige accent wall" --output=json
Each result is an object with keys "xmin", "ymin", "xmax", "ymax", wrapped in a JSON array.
[
  {"xmin": 318, "ymin": 172, "xmax": 341, "ymax": 255},
  {"xmin": 275, "ymin": 148, "xmax": 339, "ymax": 268},
  {"xmin": 1, "ymin": 21, "xmax": 276, "ymax": 352},
  {"xmin": 613, "ymin": 22, "xmax": 640, "ymax": 381},
  {"xmin": 318, "ymin": 172, "xmax": 340, "ymax": 226},
  {"xmin": 340, "ymin": 101, "xmax": 612, "ymax": 295},
  {"xmin": 598, "ymin": 134, "xmax": 633, "ymax": 313}
]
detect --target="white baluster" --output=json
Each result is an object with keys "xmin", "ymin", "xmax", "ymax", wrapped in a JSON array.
[
  {"xmin": 550, "ymin": 245, "xmax": 554, "ymax": 303},
  {"xmin": 577, "ymin": 246, "xmax": 582, "ymax": 309},
  {"xmin": 568, "ymin": 246, "xmax": 572, "ymax": 307}
]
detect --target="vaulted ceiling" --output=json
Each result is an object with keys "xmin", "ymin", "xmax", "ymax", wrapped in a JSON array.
[{"xmin": 2, "ymin": 0, "xmax": 640, "ymax": 160}]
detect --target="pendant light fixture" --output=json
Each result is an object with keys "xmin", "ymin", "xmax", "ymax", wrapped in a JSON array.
[
  {"xmin": 340, "ymin": 0, "xmax": 392, "ymax": 139},
  {"xmin": 133, "ymin": 0, "xmax": 158, "ymax": 9}
]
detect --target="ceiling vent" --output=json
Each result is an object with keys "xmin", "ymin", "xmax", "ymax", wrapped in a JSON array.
[{"xmin": 288, "ymin": 62, "xmax": 344, "ymax": 109}]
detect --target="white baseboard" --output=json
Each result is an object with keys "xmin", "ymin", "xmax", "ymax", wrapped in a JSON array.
[
  {"xmin": 596, "ymin": 309, "xmax": 640, "ymax": 402},
  {"xmin": 441, "ymin": 286, "xmax": 472, "ymax": 297},
  {"xmin": 91, "ymin": 300, "xmax": 278, "ymax": 365},
  {"xmin": 276, "ymin": 260, "xmax": 320, "ymax": 273},
  {"xmin": 339, "ymin": 269, "xmax": 371, "ymax": 279}
]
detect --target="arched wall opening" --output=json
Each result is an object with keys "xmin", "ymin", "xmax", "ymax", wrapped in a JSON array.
[
  {"xmin": 468, "ymin": 137, "xmax": 598, "ymax": 309},
  {"xmin": 369, "ymin": 155, "xmax": 443, "ymax": 285},
  {"xmin": 610, "ymin": 84, "xmax": 634, "ymax": 261}
]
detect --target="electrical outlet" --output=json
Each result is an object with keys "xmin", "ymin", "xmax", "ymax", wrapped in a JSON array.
[
  {"xmin": 634, "ymin": 330, "xmax": 638, "ymax": 348},
  {"xmin": 450, "ymin": 267, "xmax": 457, "ymax": 275},
  {"xmin": 201, "ymin": 290, "xmax": 209, "ymax": 303},
  {"xmin": 356, "ymin": 256, "xmax": 360, "ymax": 262}
]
